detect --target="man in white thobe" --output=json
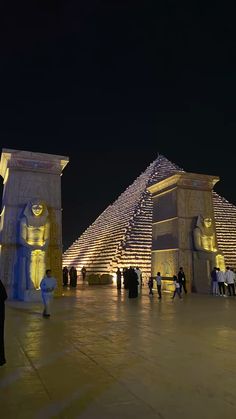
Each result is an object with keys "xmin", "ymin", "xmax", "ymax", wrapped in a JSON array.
[{"xmin": 40, "ymin": 269, "xmax": 57, "ymax": 317}]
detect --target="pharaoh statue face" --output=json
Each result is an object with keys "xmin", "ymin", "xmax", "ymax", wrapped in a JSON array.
[
  {"xmin": 31, "ymin": 203, "xmax": 43, "ymax": 217},
  {"xmin": 203, "ymin": 217, "xmax": 212, "ymax": 228}
]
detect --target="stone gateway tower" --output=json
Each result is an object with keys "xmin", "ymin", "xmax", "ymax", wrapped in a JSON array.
[
  {"xmin": 0, "ymin": 149, "xmax": 69, "ymax": 300},
  {"xmin": 148, "ymin": 172, "xmax": 225, "ymax": 293}
]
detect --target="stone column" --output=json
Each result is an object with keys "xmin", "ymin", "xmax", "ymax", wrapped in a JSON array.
[
  {"xmin": 0, "ymin": 149, "xmax": 69, "ymax": 300},
  {"xmin": 148, "ymin": 172, "xmax": 221, "ymax": 293}
]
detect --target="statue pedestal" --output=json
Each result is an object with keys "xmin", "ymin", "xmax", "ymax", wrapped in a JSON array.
[
  {"xmin": 192, "ymin": 252, "xmax": 215, "ymax": 293},
  {"xmin": 24, "ymin": 289, "xmax": 42, "ymax": 302}
]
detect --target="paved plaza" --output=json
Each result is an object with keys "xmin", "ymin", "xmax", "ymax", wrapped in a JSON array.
[{"xmin": 1, "ymin": 284, "xmax": 236, "ymax": 419}]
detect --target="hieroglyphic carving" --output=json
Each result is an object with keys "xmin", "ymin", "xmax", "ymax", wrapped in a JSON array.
[
  {"xmin": 152, "ymin": 250, "xmax": 178, "ymax": 277},
  {"xmin": 9, "ymin": 157, "xmax": 62, "ymax": 174}
]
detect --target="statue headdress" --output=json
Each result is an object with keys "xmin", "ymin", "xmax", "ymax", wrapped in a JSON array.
[{"xmin": 23, "ymin": 198, "xmax": 49, "ymax": 227}]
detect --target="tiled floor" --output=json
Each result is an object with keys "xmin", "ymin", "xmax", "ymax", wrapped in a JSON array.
[{"xmin": 1, "ymin": 284, "xmax": 236, "ymax": 419}]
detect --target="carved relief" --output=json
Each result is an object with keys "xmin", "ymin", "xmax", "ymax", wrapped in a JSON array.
[
  {"xmin": 152, "ymin": 250, "xmax": 178, "ymax": 277},
  {"xmin": 9, "ymin": 157, "xmax": 62, "ymax": 174},
  {"xmin": 18, "ymin": 199, "xmax": 50, "ymax": 294}
]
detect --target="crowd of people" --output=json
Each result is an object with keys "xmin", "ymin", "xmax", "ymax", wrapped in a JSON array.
[
  {"xmin": 148, "ymin": 267, "xmax": 187, "ymax": 300},
  {"xmin": 211, "ymin": 266, "xmax": 236, "ymax": 297},
  {"xmin": 116, "ymin": 266, "xmax": 143, "ymax": 298},
  {"xmin": 61, "ymin": 263, "xmax": 236, "ymax": 300},
  {"xmin": 116, "ymin": 266, "xmax": 188, "ymax": 300},
  {"xmin": 62, "ymin": 266, "xmax": 87, "ymax": 288},
  {"xmin": 1, "ymin": 263, "xmax": 235, "ymax": 368},
  {"xmin": 116, "ymin": 264, "xmax": 236, "ymax": 299},
  {"xmin": 62, "ymin": 266, "xmax": 77, "ymax": 287}
]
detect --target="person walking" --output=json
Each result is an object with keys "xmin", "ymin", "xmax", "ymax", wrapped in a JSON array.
[
  {"xmin": 178, "ymin": 267, "xmax": 187, "ymax": 294},
  {"xmin": 155, "ymin": 272, "xmax": 162, "ymax": 299},
  {"xmin": 172, "ymin": 275, "xmax": 182, "ymax": 299},
  {"xmin": 148, "ymin": 277, "xmax": 154, "ymax": 295},
  {"xmin": 40, "ymin": 269, "xmax": 57, "ymax": 318},
  {"xmin": 0, "ymin": 279, "xmax": 7, "ymax": 366}
]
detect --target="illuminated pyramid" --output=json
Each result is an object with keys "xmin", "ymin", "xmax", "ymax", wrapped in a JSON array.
[{"xmin": 63, "ymin": 155, "xmax": 236, "ymax": 279}]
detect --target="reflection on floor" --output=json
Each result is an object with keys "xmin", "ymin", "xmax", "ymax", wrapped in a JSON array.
[{"xmin": 1, "ymin": 284, "xmax": 236, "ymax": 419}]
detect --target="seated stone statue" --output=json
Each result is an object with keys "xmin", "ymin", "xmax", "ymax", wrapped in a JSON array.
[
  {"xmin": 19, "ymin": 199, "xmax": 50, "ymax": 293},
  {"xmin": 193, "ymin": 214, "xmax": 225, "ymax": 270},
  {"xmin": 193, "ymin": 215, "xmax": 217, "ymax": 252}
]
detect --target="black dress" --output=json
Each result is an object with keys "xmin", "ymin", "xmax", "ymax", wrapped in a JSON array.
[
  {"xmin": 63, "ymin": 267, "xmax": 69, "ymax": 286},
  {"xmin": 69, "ymin": 267, "xmax": 78, "ymax": 287},
  {"xmin": 116, "ymin": 270, "xmax": 122, "ymax": 289}
]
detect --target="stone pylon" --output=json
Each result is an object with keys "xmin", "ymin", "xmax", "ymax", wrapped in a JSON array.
[
  {"xmin": 148, "ymin": 172, "xmax": 225, "ymax": 293},
  {"xmin": 0, "ymin": 149, "xmax": 69, "ymax": 300}
]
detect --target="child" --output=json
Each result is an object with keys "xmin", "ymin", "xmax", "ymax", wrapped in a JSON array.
[
  {"xmin": 148, "ymin": 277, "xmax": 153, "ymax": 295},
  {"xmin": 40, "ymin": 269, "xmax": 57, "ymax": 317},
  {"xmin": 172, "ymin": 275, "xmax": 182, "ymax": 299}
]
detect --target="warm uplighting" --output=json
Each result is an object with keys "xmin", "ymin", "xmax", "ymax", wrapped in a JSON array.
[{"xmin": 62, "ymin": 155, "xmax": 236, "ymax": 280}]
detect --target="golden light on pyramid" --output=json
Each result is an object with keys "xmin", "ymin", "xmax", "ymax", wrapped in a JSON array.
[{"xmin": 63, "ymin": 155, "xmax": 236, "ymax": 280}]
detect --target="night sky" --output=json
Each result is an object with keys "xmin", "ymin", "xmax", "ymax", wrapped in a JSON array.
[{"xmin": 0, "ymin": 2, "xmax": 235, "ymax": 250}]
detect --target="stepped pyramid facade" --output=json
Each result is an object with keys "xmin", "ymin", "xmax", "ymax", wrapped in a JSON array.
[{"xmin": 63, "ymin": 155, "xmax": 236, "ymax": 279}]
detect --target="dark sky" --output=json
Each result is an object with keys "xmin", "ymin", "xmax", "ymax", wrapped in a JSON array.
[{"xmin": 0, "ymin": 2, "xmax": 236, "ymax": 250}]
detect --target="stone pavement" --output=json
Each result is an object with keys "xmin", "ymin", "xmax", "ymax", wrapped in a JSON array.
[{"xmin": 1, "ymin": 284, "xmax": 236, "ymax": 419}]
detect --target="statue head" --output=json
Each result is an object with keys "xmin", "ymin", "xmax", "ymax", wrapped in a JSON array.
[
  {"xmin": 23, "ymin": 199, "xmax": 48, "ymax": 225},
  {"xmin": 194, "ymin": 214, "xmax": 218, "ymax": 252},
  {"xmin": 203, "ymin": 217, "xmax": 212, "ymax": 229},
  {"xmin": 29, "ymin": 199, "xmax": 47, "ymax": 217},
  {"xmin": 196, "ymin": 215, "xmax": 213, "ymax": 231},
  {"xmin": 31, "ymin": 202, "xmax": 43, "ymax": 217}
]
